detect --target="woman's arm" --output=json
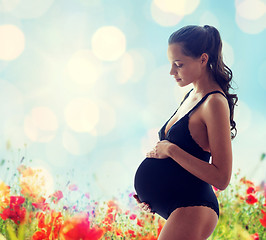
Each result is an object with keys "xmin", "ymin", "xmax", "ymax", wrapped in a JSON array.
[{"xmin": 152, "ymin": 94, "xmax": 232, "ymax": 190}]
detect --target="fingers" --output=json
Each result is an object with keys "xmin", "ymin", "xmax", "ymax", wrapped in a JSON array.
[
  {"xmin": 146, "ymin": 149, "xmax": 157, "ymax": 158},
  {"xmin": 133, "ymin": 195, "xmax": 154, "ymax": 214},
  {"xmin": 133, "ymin": 194, "xmax": 141, "ymax": 203},
  {"xmin": 145, "ymin": 141, "xmax": 163, "ymax": 158},
  {"xmin": 139, "ymin": 202, "xmax": 152, "ymax": 213}
]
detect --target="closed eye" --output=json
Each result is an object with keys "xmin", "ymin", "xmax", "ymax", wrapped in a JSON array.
[{"xmin": 175, "ymin": 63, "xmax": 183, "ymax": 68}]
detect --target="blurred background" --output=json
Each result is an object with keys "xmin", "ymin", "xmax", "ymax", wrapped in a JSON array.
[{"xmin": 0, "ymin": 0, "xmax": 265, "ymax": 202}]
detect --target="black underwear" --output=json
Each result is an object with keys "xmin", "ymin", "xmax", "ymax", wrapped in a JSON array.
[{"xmin": 134, "ymin": 89, "xmax": 226, "ymax": 219}]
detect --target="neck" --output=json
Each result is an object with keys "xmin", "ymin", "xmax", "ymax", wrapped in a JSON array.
[{"xmin": 192, "ymin": 69, "xmax": 219, "ymax": 96}]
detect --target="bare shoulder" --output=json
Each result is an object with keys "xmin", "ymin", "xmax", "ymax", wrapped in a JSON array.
[
  {"xmin": 201, "ymin": 92, "xmax": 230, "ymax": 120},
  {"xmin": 204, "ymin": 93, "xmax": 229, "ymax": 111}
]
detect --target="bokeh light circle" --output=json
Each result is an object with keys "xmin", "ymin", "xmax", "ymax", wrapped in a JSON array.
[
  {"xmin": 0, "ymin": 24, "xmax": 25, "ymax": 60},
  {"xmin": 19, "ymin": 166, "xmax": 54, "ymax": 197},
  {"xmin": 236, "ymin": 0, "xmax": 265, "ymax": 20},
  {"xmin": 91, "ymin": 26, "xmax": 126, "ymax": 61},
  {"xmin": 67, "ymin": 50, "xmax": 102, "ymax": 86},
  {"xmin": 151, "ymin": 1, "xmax": 183, "ymax": 26},
  {"xmin": 154, "ymin": 0, "xmax": 200, "ymax": 15},
  {"xmin": 235, "ymin": 0, "xmax": 266, "ymax": 34},
  {"xmin": 151, "ymin": 0, "xmax": 200, "ymax": 26},
  {"xmin": 64, "ymin": 98, "xmax": 99, "ymax": 132},
  {"xmin": 24, "ymin": 107, "xmax": 58, "ymax": 142}
]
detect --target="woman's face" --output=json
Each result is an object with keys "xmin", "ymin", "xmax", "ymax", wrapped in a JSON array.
[{"xmin": 167, "ymin": 43, "xmax": 203, "ymax": 87}]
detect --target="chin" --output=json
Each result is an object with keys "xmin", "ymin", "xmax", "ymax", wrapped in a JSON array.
[
  {"xmin": 177, "ymin": 80, "xmax": 194, "ymax": 88},
  {"xmin": 177, "ymin": 82, "xmax": 189, "ymax": 87}
]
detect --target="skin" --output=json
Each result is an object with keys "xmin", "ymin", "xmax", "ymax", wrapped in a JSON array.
[{"xmin": 134, "ymin": 43, "xmax": 233, "ymax": 239}]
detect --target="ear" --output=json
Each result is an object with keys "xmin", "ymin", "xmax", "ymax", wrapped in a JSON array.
[{"xmin": 200, "ymin": 53, "xmax": 209, "ymax": 66}]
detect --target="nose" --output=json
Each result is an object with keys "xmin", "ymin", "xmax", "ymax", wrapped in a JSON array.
[{"xmin": 170, "ymin": 64, "xmax": 177, "ymax": 76}]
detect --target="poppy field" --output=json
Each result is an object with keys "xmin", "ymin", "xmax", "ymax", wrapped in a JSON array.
[{"xmin": 0, "ymin": 155, "xmax": 265, "ymax": 240}]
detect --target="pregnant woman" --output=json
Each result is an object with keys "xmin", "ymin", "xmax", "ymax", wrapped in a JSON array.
[{"xmin": 134, "ymin": 25, "xmax": 238, "ymax": 240}]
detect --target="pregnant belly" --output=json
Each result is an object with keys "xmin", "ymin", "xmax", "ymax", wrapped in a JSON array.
[{"xmin": 134, "ymin": 157, "xmax": 205, "ymax": 216}]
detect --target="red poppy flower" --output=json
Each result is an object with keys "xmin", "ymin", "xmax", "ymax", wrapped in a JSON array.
[
  {"xmin": 239, "ymin": 196, "xmax": 245, "ymax": 201},
  {"xmin": 60, "ymin": 214, "xmax": 104, "ymax": 240},
  {"xmin": 32, "ymin": 230, "xmax": 47, "ymax": 240},
  {"xmin": 139, "ymin": 233, "xmax": 157, "ymax": 240},
  {"xmin": 34, "ymin": 210, "xmax": 63, "ymax": 239},
  {"xmin": 50, "ymin": 211, "xmax": 63, "ymax": 238},
  {"xmin": 259, "ymin": 209, "xmax": 266, "ymax": 228},
  {"xmin": 32, "ymin": 197, "xmax": 49, "ymax": 211},
  {"xmin": 240, "ymin": 178, "xmax": 254, "ymax": 186},
  {"xmin": 129, "ymin": 214, "xmax": 137, "ymax": 220},
  {"xmin": 10, "ymin": 196, "xmax": 25, "ymax": 206},
  {"xmin": 115, "ymin": 229, "xmax": 123, "ymax": 236},
  {"xmin": 246, "ymin": 186, "xmax": 256, "ymax": 194},
  {"xmin": 36, "ymin": 212, "xmax": 46, "ymax": 228},
  {"xmin": 0, "ymin": 196, "xmax": 26, "ymax": 224},
  {"xmin": 107, "ymin": 200, "xmax": 120, "ymax": 213},
  {"xmin": 50, "ymin": 190, "xmax": 63, "ymax": 204},
  {"xmin": 250, "ymin": 233, "xmax": 259, "ymax": 240},
  {"xmin": 126, "ymin": 229, "xmax": 136, "ymax": 238},
  {"xmin": 264, "ymin": 185, "xmax": 266, "ymax": 207},
  {"xmin": 102, "ymin": 200, "xmax": 121, "ymax": 228},
  {"xmin": 0, "ymin": 207, "xmax": 26, "ymax": 224},
  {"xmin": 137, "ymin": 218, "xmax": 144, "ymax": 227},
  {"xmin": 246, "ymin": 194, "xmax": 258, "ymax": 205},
  {"xmin": 104, "ymin": 212, "xmax": 116, "ymax": 225},
  {"xmin": 157, "ymin": 218, "xmax": 165, "ymax": 236}
]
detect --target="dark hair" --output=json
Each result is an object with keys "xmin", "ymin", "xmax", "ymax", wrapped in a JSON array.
[{"xmin": 168, "ymin": 25, "xmax": 238, "ymax": 139}]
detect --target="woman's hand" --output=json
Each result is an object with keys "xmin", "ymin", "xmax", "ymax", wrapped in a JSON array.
[
  {"xmin": 133, "ymin": 194, "xmax": 154, "ymax": 214},
  {"xmin": 146, "ymin": 140, "xmax": 173, "ymax": 159}
]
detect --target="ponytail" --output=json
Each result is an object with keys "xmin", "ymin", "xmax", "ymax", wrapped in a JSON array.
[{"xmin": 203, "ymin": 25, "xmax": 238, "ymax": 139}]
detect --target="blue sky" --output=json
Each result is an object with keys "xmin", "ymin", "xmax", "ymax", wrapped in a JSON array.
[{"xmin": 0, "ymin": 0, "xmax": 265, "ymax": 201}]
